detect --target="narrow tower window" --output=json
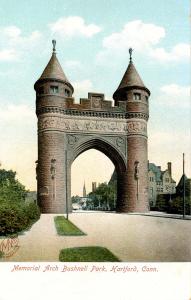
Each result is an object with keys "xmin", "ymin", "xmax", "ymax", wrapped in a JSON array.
[
  {"xmin": 50, "ymin": 85, "xmax": 59, "ymax": 93},
  {"xmin": 65, "ymin": 89, "xmax": 70, "ymax": 97},
  {"xmin": 133, "ymin": 93, "xmax": 141, "ymax": 100}
]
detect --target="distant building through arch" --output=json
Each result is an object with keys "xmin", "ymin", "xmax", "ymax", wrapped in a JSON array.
[{"xmin": 83, "ymin": 182, "xmax": 87, "ymax": 197}]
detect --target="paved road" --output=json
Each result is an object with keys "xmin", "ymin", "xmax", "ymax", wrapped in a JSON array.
[{"xmin": 3, "ymin": 212, "xmax": 191, "ymax": 262}]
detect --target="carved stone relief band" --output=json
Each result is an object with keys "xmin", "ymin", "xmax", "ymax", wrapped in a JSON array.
[
  {"xmin": 38, "ymin": 115, "xmax": 147, "ymax": 136},
  {"xmin": 37, "ymin": 107, "xmax": 149, "ymax": 121}
]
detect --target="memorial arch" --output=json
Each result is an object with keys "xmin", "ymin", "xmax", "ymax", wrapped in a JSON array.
[{"xmin": 34, "ymin": 42, "xmax": 150, "ymax": 214}]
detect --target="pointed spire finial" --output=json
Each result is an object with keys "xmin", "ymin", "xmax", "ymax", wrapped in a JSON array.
[
  {"xmin": 52, "ymin": 40, "xmax": 56, "ymax": 53},
  {"xmin": 129, "ymin": 47, "xmax": 133, "ymax": 62}
]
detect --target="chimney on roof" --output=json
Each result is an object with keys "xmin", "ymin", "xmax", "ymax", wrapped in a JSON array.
[{"xmin": 167, "ymin": 162, "xmax": 172, "ymax": 177}]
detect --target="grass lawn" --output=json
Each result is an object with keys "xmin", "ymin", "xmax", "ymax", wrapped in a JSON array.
[
  {"xmin": 59, "ymin": 246, "xmax": 120, "ymax": 262},
  {"xmin": 54, "ymin": 216, "xmax": 85, "ymax": 236}
]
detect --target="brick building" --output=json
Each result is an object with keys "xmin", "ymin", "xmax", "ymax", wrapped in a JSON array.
[{"xmin": 148, "ymin": 162, "xmax": 176, "ymax": 207}]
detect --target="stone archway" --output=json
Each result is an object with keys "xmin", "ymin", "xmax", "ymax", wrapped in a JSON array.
[
  {"xmin": 35, "ymin": 45, "xmax": 150, "ymax": 214},
  {"xmin": 68, "ymin": 136, "xmax": 127, "ymax": 211}
]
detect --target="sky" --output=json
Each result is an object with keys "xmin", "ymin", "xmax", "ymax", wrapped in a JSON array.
[{"xmin": 0, "ymin": 0, "xmax": 190, "ymax": 196}]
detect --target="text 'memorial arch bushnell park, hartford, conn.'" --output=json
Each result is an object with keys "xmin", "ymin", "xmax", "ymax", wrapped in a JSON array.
[{"xmin": 34, "ymin": 41, "xmax": 150, "ymax": 213}]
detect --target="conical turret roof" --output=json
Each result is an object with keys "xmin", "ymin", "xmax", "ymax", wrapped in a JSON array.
[
  {"xmin": 39, "ymin": 52, "xmax": 69, "ymax": 82},
  {"xmin": 113, "ymin": 60, "xmax": 150, "ymax": 100},
  {"xmin": 118, "ymin": 62, "xmax": 146, "ymax": 90},
  {"xmin": 35, "ymin": 41, "xmax": 74, "ymax": 92}
]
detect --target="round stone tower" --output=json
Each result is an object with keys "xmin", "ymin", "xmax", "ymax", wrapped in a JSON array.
[
  {"xmin": 113, "ymin": 49, "xmax": 150, "ymax": 212},
  {"xmin": 34, "ymin": 41, "xmax": 74, "ymax": 213}
]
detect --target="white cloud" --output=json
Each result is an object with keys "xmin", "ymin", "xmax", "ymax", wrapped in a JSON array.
[
  {"xmin": 65, "ymin": 60, "xmax": 82, "ymax": 69},
  {"xmin": 103, "ymin": 20, "xmax": 165, "ymax": 51},
  {"xmin": 97, "ymin": 20, "xmax": 165, "ymax": 63},
  {"xmin": 1, "ymin": 25, "xmax": 41, "ymax": 46},
  {"xmin": 0, "ymin": 104, "xmax": 35, "ymax": 123},
  {"xmin": 0, "ymin": 25, "xmax": 42, "ymax": 61},
  {"xmin": 3, "ymin": 25, "xmax": 21, "ymax": 39},
  {"xmin": 0, "ymin": 49, "xmax": 18, "ymax": 61},
  {"xmin": 73, "ymin": 79, "xmax": 93, "ymax": 99},
  {"xmin": 157, "ymin": 84, "xmax": 190, "ymax": 107},
  {"xmin": 97, "ymin": 20, "xmax": 189, "ymax": 64},
  {"xmin": 150, "ymin": 43, "xmax": 190, "ymax": 62},
  {"xmin": 49, "ymin": 16, "xmax": 102, "ymax": 38}
]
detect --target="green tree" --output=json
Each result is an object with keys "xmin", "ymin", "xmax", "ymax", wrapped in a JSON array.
[
  {"xmin": 0, "ymin": 169, "xmax": 27, "ymax": 203},
  {"xmin": 88, "ymin": 182, "xmax": 116, "ymax": 210},
  {"xmin": 176, "ymin": 175, "xmax": 190, "ymax": 197},
  {"xmin": 71, "ymin": 195, "xmax": 81, "ymax": 203},
  {"xmin": 0, "ymin": 168, "xmax": 40, "ymax": 236},
  {"xmin": 168, "ymin": 196, "xmax": 191, "ymax": 215}
]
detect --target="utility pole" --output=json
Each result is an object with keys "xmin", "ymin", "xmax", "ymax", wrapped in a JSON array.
[{"xmin": 183, "ymin": 153, "xmax": 186, "ymax": 219}]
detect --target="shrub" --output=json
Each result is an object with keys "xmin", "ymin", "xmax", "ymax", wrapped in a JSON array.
[
  {"xmin": 24, "ymin": 202, "xmax": 40, "ymax": 223},
  {"xmin": 167, "ymin": 196, "xmax": 191, "ymax": 215},
  {"xmin": 155, "ymin": 194, "xmax": 169, "ymax": 212},
  {"xmin": 0, "ymin": 202, "xmax": 40, "ymax": 236}
]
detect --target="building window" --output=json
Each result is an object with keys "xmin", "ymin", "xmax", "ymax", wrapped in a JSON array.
[
  {"xmin": 50, "ymin": 85, "xmax": 59, "ymax": 93},
  {"xmin": 165, "ymin": 178, "xmax": 169, "ymax": 183},
  {"xmin": 65, "ymin": 89, "xmax": 70, "ymax": 97},
  {"xmin": 133, "ymin": 93, "xmax": 141, "ymax": 100},
  {"xmin": 145, "ymin": 96, "xmax": 148, "ymax": 102}
]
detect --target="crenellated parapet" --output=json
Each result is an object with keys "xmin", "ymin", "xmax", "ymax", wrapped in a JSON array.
[{"xmin": 36, "ymin": 91, "xmax": 149, "ymax": 122}]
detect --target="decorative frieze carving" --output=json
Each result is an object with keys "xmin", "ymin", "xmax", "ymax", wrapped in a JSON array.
[
  {"xmin": 38, "ymin": 116, "xmax": 147, "ymax": 136},
  {"xmin": 127, "ymin": 121, "xmax": 147, "ymax": 135},
  {"xmin": 37, "ymin": 107, "xmax": 149, "ymax": 121},
  {"xmin": 67, "ymin": 135, "xmax": 78, "ymax": 145},
  {"xmin": 116, "ymin": 137, "xmax": 125, "ymax": 148}
]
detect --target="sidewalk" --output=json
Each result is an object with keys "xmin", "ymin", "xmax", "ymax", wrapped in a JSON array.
[
  {"xmin": 126, "ymin": 211, "xmax": 191, "ymax": 220},
  {"xmin": 2, "ymin": 212, "xmax": 191, "ymax": 262}
]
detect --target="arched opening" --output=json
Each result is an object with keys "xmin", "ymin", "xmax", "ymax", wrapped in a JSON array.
[
  {"xmin": 71, "ymin": 149, "xmax": 116, "ymax": 211},
  {"xmin": 69, "ymin": 138, "xmax": 127, "ymax": 212}
]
